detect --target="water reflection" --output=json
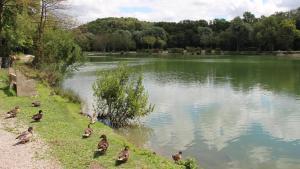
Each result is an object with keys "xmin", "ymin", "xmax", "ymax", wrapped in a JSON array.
[{"xmin": 63, "ymin": 56, "xmax": 300, "ymax": 169}]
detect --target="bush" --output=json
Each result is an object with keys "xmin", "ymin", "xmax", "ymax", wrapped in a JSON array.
[
  {"xmin": 186, "ymin": 47, "xmax": 201, "ymax": 54},
  {"xmin": 215, "ymin": 48, "xmax": 221, "ymax": 54},
  {"xmin": 32, "ymin": 29, "xmax": 85, "ymax": 87},
  {"xmin": 93, "ymin": 63, "xmax": 154, "ymax": 128},
  {"xmin": 178, "ymin": 158, "xmax": 198, "ymax": 169},
  {"xmin": 168, "ymin": 48, "xmax": 185, "ymax": 54}
]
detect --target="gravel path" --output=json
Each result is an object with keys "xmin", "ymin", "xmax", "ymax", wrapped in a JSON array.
[{"xmin": 0, "ymin": 113, "xmax": 62, "ymax": 169}]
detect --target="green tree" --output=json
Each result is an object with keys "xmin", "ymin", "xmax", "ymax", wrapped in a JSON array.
[
  {"xmin": 93, "ymin": 63, "xmax": 154, "ymax": 128},
  {"xmin": 111, "ymin": 30, "xmax": 136, "ymax": 51},
  {"xmin": 198, "ymin": 27, "xmax": 213, "ymax": 47},
  {"xmin": 276, "ymin": 19, "xmax": 298, "ymax": 50},
  {"xmin": 243, "ymin": 11, "xmax": 256, "ymax": 24},
  {"xmin": 229, "ymin": 17, "xmax": 252, "ymax": 51},
  {"xmin": 142, "ymin": 36, "xmax": 156, "ymax": 49},
  {"xmin": 41, "ymin": 29, "xmax": 83, "ymax": 85},
  {"xmin": 254, "ymin": 16, "xmax": 279, "ymax": 51}
]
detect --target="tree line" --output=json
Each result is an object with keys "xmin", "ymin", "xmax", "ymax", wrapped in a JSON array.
[
  {"xmin": 0, "ymin": 0, "xmax": 83, "ymax": 85},
  {"xmin": 75, "ymin": 8, "xmax": 300, "ymax": 52}
]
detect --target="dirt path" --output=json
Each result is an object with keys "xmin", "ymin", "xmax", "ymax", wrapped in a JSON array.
[{"xmin": 0, "ymin": 113, "xmax": 62, "ymax": 169}]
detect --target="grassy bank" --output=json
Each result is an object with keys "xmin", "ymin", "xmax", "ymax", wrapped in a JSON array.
[{"xmin": 0, "ymin": 68, "xmax": 181, "ymax": 169}]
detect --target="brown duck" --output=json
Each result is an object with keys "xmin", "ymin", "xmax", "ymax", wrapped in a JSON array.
[
  {"xmin": 32, "ymin": 110, "xmax": 43, "ymax": 122},
  {"xmin": 172, "ymin": 151, "xmax": 182, "ymax": 162},
  {"xmin": 32, "ymin": 101, "xmax": 41, "ymax": 107},
  {"xmin": 6, "ymin": 106, "xmax": 20, "ymax": 118},
  {"xmin": 117, "ymin": 146, "xmax": 130, "ymax": 162},
  {"xmin": 16, "ymin": 127, "xmax": 33, "ymax": 144},
  {"xmin": 97, "ymin": 134, "xmax": 109, "ymax": 153},
  {"xmin": 82, "ymin": 123, "xmax": 93, "ymax": 138}
]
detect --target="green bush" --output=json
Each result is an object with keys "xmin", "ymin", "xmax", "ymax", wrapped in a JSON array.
[
  {"xmin": 93, "ymin": 63, "xmax": 154, "ymax": 128},
  {"xmin": 178, "ymin": 158, "xmax": 198, "ymax": 169},
  {"xmin": 168, "ymin": 48, "xmax": 185, "ymax": 54}
]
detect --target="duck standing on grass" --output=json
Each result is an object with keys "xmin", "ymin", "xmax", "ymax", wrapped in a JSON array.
[
  {"xmin": 97, "ymin": 134, "xmax": 109, "ymax": 153},
  {"xmin": 82, "ymin": 123, "xmax": 93, "ymax": 138},
  {"xmin": 172, "ymin": 151, "xmax": 182, "ymax": 163},
  {"xmin": 32, "ymin": 101, "xmax": 41, "ymax": 107},
  {"xmin": 6, "ymin": 106, "xmax": 20, "ymax": 118},
  {"xmin": 32, "ymin": 110, "xmax": 43, "ymax": 122},
  {"xmin": 117, "ymin": 146, "xmax": 130, "ymax": 163},
  {"xmin": 16, "ymin": 127, "xmax": 33, "ymax": 144}
]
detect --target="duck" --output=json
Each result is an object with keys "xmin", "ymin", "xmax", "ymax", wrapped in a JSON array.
[
  {"xmin": 117, "ymin": 146, "xmax": 130, "ymax": 163},
  {"xmin": 6, "ymin": 106, "xmax": 20, "ymax": 118},
  {"xmin": 32, "ymin": 101, "xmax": 41, "ymax": 107},
  {"xmin": 97, "ymin": 134, "xmax": 109, "ymax": 153},
  {"xmin": 32, "ymin": 110, "xmax": 43, "ymax": 122},
  {"xmin": 82, "ymin": 123, "xmax": 93, "ymax": 138},
  {"xmin": 16, "ymin": 127, "xmax": 33, "ymax": 144},
  {"xmin": 172, "ymin": 151, "xmax": 182, "ymax": 162}
]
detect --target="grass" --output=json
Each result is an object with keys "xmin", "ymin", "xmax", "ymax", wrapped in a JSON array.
[{"xmin": 0, "ymin": 69, "xmax": 182, "ymax": 169}]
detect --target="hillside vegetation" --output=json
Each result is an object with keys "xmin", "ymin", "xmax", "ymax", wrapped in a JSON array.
[{"xmin": 75, "ymin": 8, "xmax": 300, "ymax": 52}]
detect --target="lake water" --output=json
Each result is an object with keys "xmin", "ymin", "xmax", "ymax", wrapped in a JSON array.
[{"xmin": 63, "ymin": 55, "xmax": 300, "ymax": 169}]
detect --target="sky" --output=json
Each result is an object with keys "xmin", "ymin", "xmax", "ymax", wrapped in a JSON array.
[{"xmin": 65, "ymin": 0, "xmax": 299, "ymax": 23}]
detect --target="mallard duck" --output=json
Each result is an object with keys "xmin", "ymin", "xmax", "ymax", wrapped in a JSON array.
[
  {"xmin": 97, "ymin": 134, "xmax": 109, "ymax": 153},
  {"xmin": 172, "ymin": 151, "xmax": 182, "ymax": 162},
  {"xmin": 82, "ymin": 123, "xmax": 93, "ymax": 138},
  {"xmin": 117, "ymin": 146, "xmax": 130, "ymax": 162},
  {"xmin": 32, "ymin": 110, "xmax": 43, "ymax": 122},
  {"xmin": 32, "ymin": 101, "xmax": 41, "ymax": 107},
  {"xmin": 16, "ymin": 127, "xmax": 33, "ymax": 144},
  {"xmin": 6, "ymin": 106, "xmax": 20, "ymax": 118}
]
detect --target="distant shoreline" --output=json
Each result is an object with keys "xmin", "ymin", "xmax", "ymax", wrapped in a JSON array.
[{"xmin": 85, "ymin": 50, "xmax": 300, "ymax": 58}]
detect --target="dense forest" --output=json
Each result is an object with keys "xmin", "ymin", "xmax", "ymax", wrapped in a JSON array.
[
  {"xmin": 0, "ymin": 0, "xmax": 83, "ymax": 85},
  {"xmin": 75, "ymin": 8, "xmax": 300, "ymax": 52}
]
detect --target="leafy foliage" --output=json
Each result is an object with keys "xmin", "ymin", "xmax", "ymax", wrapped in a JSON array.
[
  {"xmin": 178, "ymin": 158, "xmax": 198, "ymax": 169},
  {"xmin": 75, "ymin": 8, "xmax": 300, "ymax": 52},
  {"xmin": 93, "ymin": 63, "xmax": 154, "ymax": 128}
]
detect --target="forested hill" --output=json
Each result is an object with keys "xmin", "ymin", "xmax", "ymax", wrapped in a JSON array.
[{"xmin": 74, "ymin": 8, "xmax": 300, "ymax": 52}]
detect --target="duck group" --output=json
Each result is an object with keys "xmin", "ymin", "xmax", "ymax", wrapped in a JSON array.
[
  {"xmin": 4, "ymin": 101, "xmax": 43, "ymax": 145},
  {"xmin": 5, "ymin": 103, "xmax": 185, "ymax": 166}
]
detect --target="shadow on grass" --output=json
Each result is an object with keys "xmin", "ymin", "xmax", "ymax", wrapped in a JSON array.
[
  {"xmin": 115, "ymin": 160, "xmax": 127, "ymax": 166},
  {"xmin": 93, "ymin": 150, "xmax": 106, "ymax": 158},
  {"xmin": 0, "ymin": 85, "xmax": 16, "ymax": 97}
]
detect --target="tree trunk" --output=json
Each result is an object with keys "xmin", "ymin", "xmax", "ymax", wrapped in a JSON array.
[
  {"xmin": 0, "ymin": 1, "xmax": 4, "ymax": 58},
  {"xmin": 33, "ymin": 0, "xmax": 45, "ymax": 66}
]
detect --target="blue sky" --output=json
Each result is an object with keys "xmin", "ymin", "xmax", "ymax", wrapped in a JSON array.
[
  {"xmin": 66, "ymin": 0, "xmax": 298, "ymax": 23},
  {"xmin": 120, "ymin": 6, "xmax": 153, "ymax": 13}
]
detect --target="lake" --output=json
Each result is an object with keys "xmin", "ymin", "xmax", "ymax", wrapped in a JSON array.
[{"xmin": 63, "ymin": 55, "xmax": 300, "ymax": 169}]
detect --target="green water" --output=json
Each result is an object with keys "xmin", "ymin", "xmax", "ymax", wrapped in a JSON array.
[{"xmin": 63, "ymin": 55, "xmax": 300, "ymax": 169}]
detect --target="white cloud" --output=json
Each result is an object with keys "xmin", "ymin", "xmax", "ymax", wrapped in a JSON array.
[{"xmin": 65, "ymin": 0, "xmax": 297, "ymax": 23}]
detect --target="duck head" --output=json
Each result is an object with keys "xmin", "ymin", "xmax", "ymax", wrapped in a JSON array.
[
  {"xmin": 28, "ymin": 127, "xmax": 33, "ymax": 133},
  {"xmin": 39, "ymin": 110, "xmax": 43, "ymax": 114},
  {"xmin": 100, "ymin": 134, "xmax": 107, "ymax": 140},
  {"xmin": 124, "ymin": 146, "xmax": 129, "ymax": 151},
  {"xmin": 178, "ymin": 151, "xmax": 182, "ymax": 155}
]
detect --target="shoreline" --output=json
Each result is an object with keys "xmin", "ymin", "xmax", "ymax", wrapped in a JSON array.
[
  {"xmin": 85, "ymin": 51, "xmax": 300, "ymax": 58},
  {"xmin": 0, "ymin": 68, "xmax": 182, "ymax": 169}
]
